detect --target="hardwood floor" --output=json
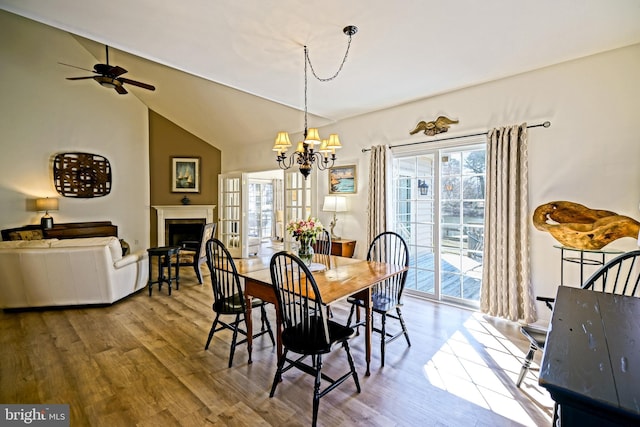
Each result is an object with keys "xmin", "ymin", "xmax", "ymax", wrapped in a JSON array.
[{"xmin": 0, "ymin": 265, "xmax": 553, "ymax": 426}]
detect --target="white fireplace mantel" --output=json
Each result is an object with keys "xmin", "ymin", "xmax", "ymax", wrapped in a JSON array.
[{"xmin": 153, "ymin": 205, "xmax": 216, "ymax": 246}]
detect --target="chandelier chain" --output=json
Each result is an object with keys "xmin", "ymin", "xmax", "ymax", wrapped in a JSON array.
[
  {"xmin": 303, "ymin": 33, "xmax": 354, "ymax": 135},
  {"xmin": 304, "ymin": 46, "xmax": 308, "ymax": 136},
  {"xmin": 274, "ymin": 26, "xmax": 357, "ymax": 179},
  {"xmin": 304, "ymin": 34, "xmax": 354, "ymax": 82}
]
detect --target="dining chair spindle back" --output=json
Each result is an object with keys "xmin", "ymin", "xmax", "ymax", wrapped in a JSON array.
[
  {"xmin": 269, "ymin": 251, "xmax": 361, "ymax": 427},
  {"xmin": 347, "ymin": 231, "xmax": 411, "ymax": 367},
  {"xmin": 204, "ymin": 238, "xmax": 274, "ymax": 367}
]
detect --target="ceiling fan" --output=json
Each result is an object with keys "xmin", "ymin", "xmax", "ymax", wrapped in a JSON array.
[{"xmin": 61, "ymin": 45, "xmax": 156, "ymax": 94}]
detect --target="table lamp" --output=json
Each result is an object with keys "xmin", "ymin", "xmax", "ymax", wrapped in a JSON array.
[
  {"xmin": 35, "ymin": 197, "xmax": 59, "ymax": 229},
  {"xmin": 322, "ymin": 195, "xmax": 348, "ymax": 239}
]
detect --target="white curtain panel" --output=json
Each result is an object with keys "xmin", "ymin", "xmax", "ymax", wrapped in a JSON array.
[
  {"xmin": 480, "ymin": 124, "xmax": 537, "ymax": 323},
  {"xmin": 367, "ymin": 145, "xmax": 389, "ymax": 246}
]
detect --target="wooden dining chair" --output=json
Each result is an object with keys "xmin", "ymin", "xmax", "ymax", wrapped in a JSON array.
[
  {"xmin": 204, "ymin": 238, "xmax": 275, "ymax": 367},
  {"xmin": 516, "ymin": 249, "xmax": 640, "ymax": 387},
  {"xmin": 172, "ymin": 222, "xmax": 216, "ymax": 284},
  {"xmin": 347, "ymin": 231, "xmax": 411, "ymax": 367},
  {"xmin": 269, "ymin": 251, "xmax": 361, "ymax": 427}
]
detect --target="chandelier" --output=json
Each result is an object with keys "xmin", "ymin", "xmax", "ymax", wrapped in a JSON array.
[{"xmin": 272, "ymin": 25, "xmax": 358, "ymax": 179}]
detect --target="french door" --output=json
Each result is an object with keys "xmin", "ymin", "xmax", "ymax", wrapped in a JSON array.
[
  {"xmin": 219, "ymin": 170, "xmax": 314, "ymax": 257},
  {"xmin": 218, "ymin": 173, "xmax": 246, "ymax": 258},
  {"xmin": 392, "ymin": 144, "xmax": 486, "ymax": 307},
  {"xmin": 283, "ymin": 170, "xmax": 313, "ymax": 250}
]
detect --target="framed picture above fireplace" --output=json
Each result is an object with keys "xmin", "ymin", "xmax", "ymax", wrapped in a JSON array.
[{"xmin": 172, "ymin": 157, "xmax": 200, "ymax": 193}]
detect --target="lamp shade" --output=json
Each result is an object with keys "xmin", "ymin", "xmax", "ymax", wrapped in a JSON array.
[
  {"xmin": 322, "ymin": 195, "xmax": 348, "ymax": 213},
  {"xmin": 325, "ymin": 134, "xmax": 342, "ymax": 150},
  {"xmin": 304, "ymin": 128, "xmax": 321, "ymax": 146},
  {"xmin": 318, "ymin": 139, "xmax": 330, "ymax": 154},
  {"xmin": 273, "ymin": 131, "xmax": 292, "ymax": 151},
  {"xmin": 35, "ymin": 197, "xmax": 59, "ymax": 212}
]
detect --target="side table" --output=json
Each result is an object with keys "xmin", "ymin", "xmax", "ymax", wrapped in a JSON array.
[
  {"xmin": 331, "ymin": 239, "xmax": 357, "ymax": 258},
  {"xmin": 147, "ymin": 246, "xmax": 181, "ymax": 296}
]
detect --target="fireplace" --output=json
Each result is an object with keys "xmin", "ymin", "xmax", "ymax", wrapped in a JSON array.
[
  {"xmin": 153, "ymin": 205, "xmax": 216, "ymax": 246},
  {"xmin": 166, "ymin": 219, "xmax": 206, "ymax": 246}
]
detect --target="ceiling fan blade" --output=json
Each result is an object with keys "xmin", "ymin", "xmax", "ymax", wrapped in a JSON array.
[
  {"xmin": 59, "ymin": 62, "xmax": 96, "ymax": 73},
  {"xmin": 119, "ymin": 78, "xmax": 156, "ymax": 91},
  {"xmin": 66, "ymin": 76, "xmax": 96, "ymax": 80},
  {"xmin": 114, "ymin": 85, "xmax": 128, "ymax": 95}
]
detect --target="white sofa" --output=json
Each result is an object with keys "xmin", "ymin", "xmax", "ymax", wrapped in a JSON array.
[{"xmin": 0, "ymin": 236, "xmax": 148, "ymax": 309}]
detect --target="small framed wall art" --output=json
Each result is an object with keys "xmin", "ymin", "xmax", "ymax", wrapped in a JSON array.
[
  {"xmin": 329, "ymin": 164, "xmax": 357, "ymax": 194},
  {"xmin": 172, "ymin": 157, "xmax": 200, "ymax": 193}
]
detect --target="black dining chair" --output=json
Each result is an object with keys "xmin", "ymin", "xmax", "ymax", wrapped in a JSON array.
[
  {"xmin": 346, "ymin": 231, "xmax": 411, "ymax": 367},
  {"xmin": 315, "ymin": 229, "xmax": 332, "ymax": 256},
  {"xmin": 516, "ymin": 249, "xmax": 640, "ymax": 387},
  {"xmin": 204, "ymin": 238, "xmax": 275, "ymax": 367},
  {"xmin": 314, "ymin": 229, "xmax": 333, "ymax": 317},
  {"xmin": 269, "ymin": 251, "xmax": 361, "ymax": 427}
]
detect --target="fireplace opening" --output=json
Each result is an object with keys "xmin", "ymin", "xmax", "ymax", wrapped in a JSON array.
[{"xmin": 166, "ymin": 219, "xmax": 206, "ymax": 246}]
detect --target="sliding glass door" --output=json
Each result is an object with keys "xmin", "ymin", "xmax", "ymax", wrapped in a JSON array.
[
  {"xmin": 394, "ymin": 155, "xmax": 437, "ymax": 296},
  {"xmin": 392, "ymin": 144, "xmax": 486, "ymax": 307},
  {"xmin": 440, "ymin": 149, "xmax": 485, "ymax": 302}
]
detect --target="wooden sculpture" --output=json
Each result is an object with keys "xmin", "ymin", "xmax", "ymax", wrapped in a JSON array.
[
  {"xmin": 410, "ymin": 116, "xmax": 459, "ymax": 136},
  {"xmin": 532, "ymin": 201, "xmax": 640, "ymax": 250}
]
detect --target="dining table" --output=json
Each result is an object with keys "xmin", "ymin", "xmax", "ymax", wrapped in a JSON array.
[
  {"xmin": 232, "ymin": 252, "xmax": 408, "ymax": 376},
  {"xmin": 539, "ymin": 286, "xmax": 640, "ymax": 426}
]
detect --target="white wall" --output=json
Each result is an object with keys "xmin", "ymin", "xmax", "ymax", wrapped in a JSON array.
[
  {"xmin": 225, "ymin": 43, "xmax": 640, "ymax": 320},
  {"xmin": 0, "ymin": 11, "xmax": 150, "ymax": 252}
]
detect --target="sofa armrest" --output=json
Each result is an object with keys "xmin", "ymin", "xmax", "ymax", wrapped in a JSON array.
[{"xmin": 114, "ymin": 251, "xmax": 147, "ymax": 269}]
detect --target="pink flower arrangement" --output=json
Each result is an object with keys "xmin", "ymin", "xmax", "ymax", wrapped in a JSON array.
[{"xmin": 286, "ymin": 216, "xmax": 324, "ymax": 243}]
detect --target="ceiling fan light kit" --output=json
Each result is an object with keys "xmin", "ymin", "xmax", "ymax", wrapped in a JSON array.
[
  {"xmin": 95, "ymin": 76, "xmax": 118, "ymax": 88},
  {"xmin": 62, "ymin": 45, "xmax": 155, "ymax": 95},
  {"xmin": 273, "ymin": 25, "xmax": 357, "ymax": 179}
]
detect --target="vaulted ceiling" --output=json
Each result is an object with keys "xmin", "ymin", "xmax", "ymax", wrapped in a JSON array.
[{"xmin": 2, "ymin": 0, "xmax": 640, "ymax": 150}]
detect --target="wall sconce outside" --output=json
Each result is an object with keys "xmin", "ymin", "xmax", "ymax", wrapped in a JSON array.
[{"xmin": 418, "ymin": 180, "xmax": 429, "ymax": 196}]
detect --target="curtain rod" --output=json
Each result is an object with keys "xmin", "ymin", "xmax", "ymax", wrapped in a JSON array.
[{"xmin": 361, "ymin": 121, "xmax": 551, "ymax": 153}]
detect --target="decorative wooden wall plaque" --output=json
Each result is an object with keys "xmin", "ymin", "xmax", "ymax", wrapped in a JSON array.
[{"xmin": 53, "ymin": 152, "xmax": 112, "ymax": 198}]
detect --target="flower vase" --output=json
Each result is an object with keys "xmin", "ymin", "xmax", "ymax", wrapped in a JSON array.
[{"xmin": 297, "ymin": 237, "xmax": 314, "ymax": 266}]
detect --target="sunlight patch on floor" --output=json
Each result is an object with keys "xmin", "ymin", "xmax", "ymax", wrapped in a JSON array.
[{"xmin": 422, "ymin": 312, "xmax": 553, "ymax": 426}]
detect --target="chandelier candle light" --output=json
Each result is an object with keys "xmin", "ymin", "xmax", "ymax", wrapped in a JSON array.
[{"xmin": 273, "ymin": 25, "xmax": 358, "ymax": 179}]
